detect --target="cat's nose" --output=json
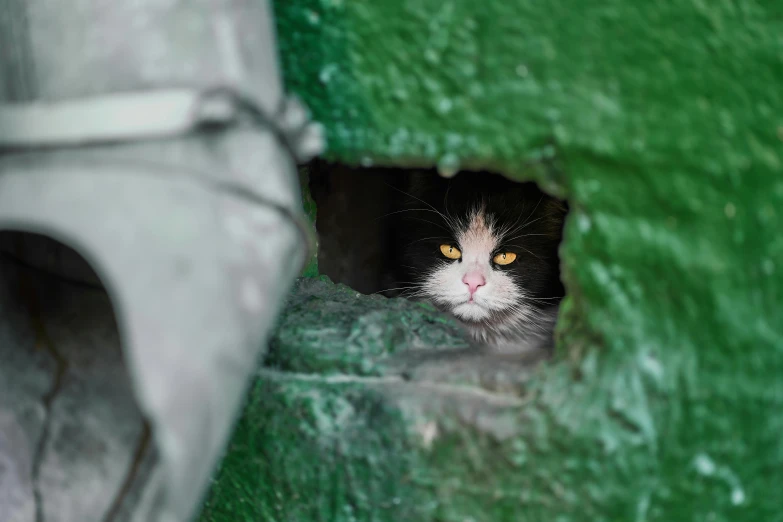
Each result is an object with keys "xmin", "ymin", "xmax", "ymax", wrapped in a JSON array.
[{"xmin": 462, "ymin": 271, "xmax": 486, "ymax": 295}]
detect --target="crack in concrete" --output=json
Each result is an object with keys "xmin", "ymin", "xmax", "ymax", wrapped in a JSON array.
[
  {"xmin": 19, "ymin": 274, "xmax": 68, "ymax": 522},
  {"xmin": 30, "ymin": 329, "xmax": 67, "ymax": 522},
  {"xmin": 102, "ymin": 421, "xmax": 152, "ymax": 522},
  {"xmin": 257, "ymin": 369, "xmax": 526, "ymax": 406}
]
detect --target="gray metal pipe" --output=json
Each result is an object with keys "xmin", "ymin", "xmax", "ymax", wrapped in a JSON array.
[{"xmin": 0, "ymin": 1, "xmax": 322, "ymax": 520}]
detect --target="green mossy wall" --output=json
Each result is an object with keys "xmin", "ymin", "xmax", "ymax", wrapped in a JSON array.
[{"xmin": 200, "ymin": 1, "xmax": 783, "ymax": 520}]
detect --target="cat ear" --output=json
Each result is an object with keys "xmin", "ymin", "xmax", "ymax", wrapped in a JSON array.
[
  {"xmin": 547, "ymin": 198, "xmax": 568, "ymax": 217},
  {"xmin": 537, "ymin": 197, "xmax": 568, "ymax": 240}
]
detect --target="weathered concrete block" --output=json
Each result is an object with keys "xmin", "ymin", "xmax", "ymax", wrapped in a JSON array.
[
  {"xmin": 202, "ymin": 0, "xmax": 782, "ymax": 520},
  {"xmin": 201, "ymin": 279, "xmax": 546, "ymax": 522}
]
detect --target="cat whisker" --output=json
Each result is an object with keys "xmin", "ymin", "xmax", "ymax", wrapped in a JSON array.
[
  {"xmin": 443, "ymin": 183, "xmax": 456, "ymax": 225},
  {"xmin": 494, "ymin": 194, "xmax": 545, "ymax": 239},
  {"xmin": 503, "ymin": 233, "xmax": 551, "ymax": 240},
  {"xmin": 375, "ymin": 208, "xmax": 449, "ymax": 221},
  {"xmin": 405, "ymin": 236, "xmax": 451, "ymax": 247},
  {"xmin": 511, "ymin": 245, "xmax": 545, "ymax": 262},
  {"xmin": 385, "ymin": 183, "xmax": 462, "ymax": 232},
  {"xmin": 373, "ymin": 286, "xmax": 421, "ymax": 295},
  {"xmin": 496, "ymin": 202, "xmax": 532, "ymax": 237},
  {"xmin": 408, "ymin": 217, "xmax": 453, "ymax": 233},
  {"xmin": 504, "ymin": 215, "xmax": 548, "ymax": 241}
]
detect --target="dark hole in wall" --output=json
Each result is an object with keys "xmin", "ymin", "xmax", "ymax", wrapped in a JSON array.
[
  {"xmin": 308, "ymin": 160, "xmax": 568, "ymax": 303},
  {"xmin": 307, "ymin": 161, "xmax": 402, "ymax": 295},
  {"xmin": 0, "ymin": 231, "xmax": 153, "ymax": 521}
]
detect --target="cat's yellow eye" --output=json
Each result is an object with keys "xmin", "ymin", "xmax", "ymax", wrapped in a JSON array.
[
  {"xmin": 493, "ymin": 252, "xmax": 517, "ymax": 265},
  {"xmin": 440, "ymin": 244, "xmax": 462, "ymax": 260}
]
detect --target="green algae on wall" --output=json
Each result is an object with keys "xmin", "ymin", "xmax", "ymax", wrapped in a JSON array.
[
  {"xmin": 264, "ymin": 277, "xmax": 471, "ymax": 375},
  {"xmin": 202, "ymin": 1, "xmax": 783, "ymax": 520},
  {"xmin": 200, "ymin": 279, "xmax": 548, "ymax": 522}
]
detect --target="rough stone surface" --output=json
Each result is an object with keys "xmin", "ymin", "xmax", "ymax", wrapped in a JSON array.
[
  {"xmin": 266, "ymin": 278, "xmax": 547, "ymax": 390},
  {"xmin": 200, "ymin": 280, "xmax": 546, "ymax": 522},
  {"xmin": 267, "ymin": 278, "xmax": 468, "ymax": 373},
  {"xmin": 201, "ymin": 1, "xmax": 783, "ymax": 521},
  {"xmin": 0, "ymin": 245, "xmax": 148, "ymax": 522}
]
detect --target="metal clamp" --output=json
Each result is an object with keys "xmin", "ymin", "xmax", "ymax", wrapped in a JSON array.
[
  {"xmin": 0, "ymin": 86, "xmax": 323, "ymax": 161},
  {"xmin": 0, "ymin": 86, "xmax": 323, "ymax": 270}
]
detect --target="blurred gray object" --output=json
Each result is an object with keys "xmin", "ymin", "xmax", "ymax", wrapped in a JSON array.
[{"xmin": 0, "ymin": 0, "xmax": 323, "ymax": 521}]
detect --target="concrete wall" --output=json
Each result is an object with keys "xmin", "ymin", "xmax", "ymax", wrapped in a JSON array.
[{"xmin": 200, "ymin": 1, "xmax": 783, "ymax": 520}]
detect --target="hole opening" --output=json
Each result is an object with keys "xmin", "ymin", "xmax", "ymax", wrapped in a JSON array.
[{"xmin": 308, "ymin": 160, "xmax": 569, "ymax": 357}]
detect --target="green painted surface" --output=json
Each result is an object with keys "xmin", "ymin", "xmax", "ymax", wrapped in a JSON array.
[
  {"xmin": 265, "ymin": 278, "xmax": 470, "ymax": 375},
  {"xmin": 201, "ymin": 1, "xmax": 783, "ymax": 521},
  {"xmin": 200, "ymin": 280, "xmax": 545, "ymax": 521}
]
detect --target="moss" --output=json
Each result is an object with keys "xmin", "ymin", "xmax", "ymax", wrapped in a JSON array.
[
  {"xmin": 265, "ymin": 278, "xmax": 470, "ymax": 376},
  {"xmin": 200, "ymin": 377, "xmax": 433, "ymax": 522},
  {"xmin": 201, "ymin": 0, "xmax": 783, "ymax": 520}
]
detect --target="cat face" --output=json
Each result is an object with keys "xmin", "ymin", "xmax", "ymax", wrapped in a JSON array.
[
  {"xmin": 422, "ymin": 208, "xmax": 527, "ymax": 324},
  {"xmin": 394, "ymin": 171, "xmax": 566, "ymax": 343}
]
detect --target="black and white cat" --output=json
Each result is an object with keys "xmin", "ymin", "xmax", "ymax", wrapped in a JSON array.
[{"xmin": 389, "ymin": 171, "xmax": 567, "ymax": 354}]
